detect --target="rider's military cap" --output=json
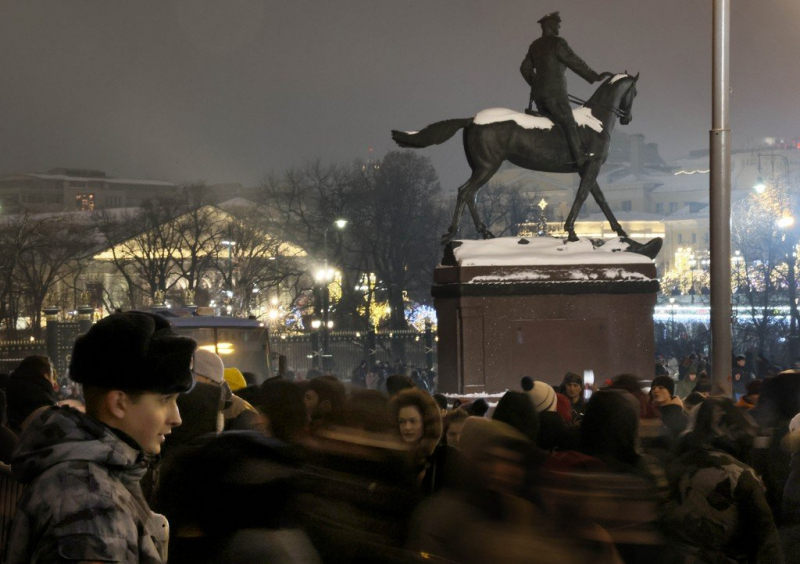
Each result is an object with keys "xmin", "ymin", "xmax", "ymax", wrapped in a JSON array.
[{"xmin": 537, "ymin": 11, "xmax": 561, "ymax": 24}]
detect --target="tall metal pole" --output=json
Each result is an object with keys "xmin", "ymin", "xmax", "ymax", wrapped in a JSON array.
[{"xmin": 710, "ymin": 0, "xmax": 732, "ymax": 396}]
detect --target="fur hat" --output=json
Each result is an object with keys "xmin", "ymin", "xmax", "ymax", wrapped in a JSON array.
[
  {"xmin": 69, "ymin": 312, "xmax": 196, "ymax": 394},
  {"xmin": 528, "ymin": 381, "xmax": 557, "ymax": 412},
  {"xmin": 651, "ymin": 375, "xmax": 675, "ymax": 398},
  {"xmin": 193, "ymin": 349, "xmax": 225, "ymax": 384}
]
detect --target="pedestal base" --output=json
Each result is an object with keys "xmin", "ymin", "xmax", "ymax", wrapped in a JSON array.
[{"xmin": 433, "ymin": 240, "xmax": 659, "ymax": 393}]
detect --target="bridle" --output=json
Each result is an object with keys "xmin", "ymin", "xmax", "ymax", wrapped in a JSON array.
[{"xmin": 568, "ymin": 78, "xmax": 636, "ymax": 121}]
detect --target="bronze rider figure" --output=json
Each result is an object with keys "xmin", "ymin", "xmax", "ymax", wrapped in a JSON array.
[{"xmin": 521, "ymin": 12, "xmax": 612, "ymax": 167}]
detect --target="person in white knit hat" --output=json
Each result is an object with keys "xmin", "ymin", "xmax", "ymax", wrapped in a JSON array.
[
  {"xmin": 193, "ymin": 349, "xmax": 260, "ymax": 431},
  {"xmin": 527, "ymin": 380, "xmax": 557, "ymax": 413}
]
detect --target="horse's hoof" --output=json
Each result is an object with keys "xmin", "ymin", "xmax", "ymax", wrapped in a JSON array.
[
  {"xmin": 481, "ymin": 230, "xmax": 495, "ymax": 240},
  {"xmin": 567, "ymin": 231, "xmax": 579, "ymax": 242},
  {"xmin": 441, "ymin": 232, "xmax": 455, "ymax": 245}
]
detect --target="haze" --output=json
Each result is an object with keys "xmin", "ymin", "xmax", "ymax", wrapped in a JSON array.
[{"xmin": 1, "ymin": 1, "xmax": 797, "ymax": 190}]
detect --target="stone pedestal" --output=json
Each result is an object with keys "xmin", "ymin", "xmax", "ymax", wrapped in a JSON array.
[{"xmin": 433, "ymin": 241, "xmax": 659, "ymax": 393}]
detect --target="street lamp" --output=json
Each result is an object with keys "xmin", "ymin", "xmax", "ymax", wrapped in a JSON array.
[
  {"xmin": 221, "ymin": 239, "xmax": 235, "ymax": 314},
  {"xmin": 316, "ymin": 219, "xmax": 346, "ymax": 372}
]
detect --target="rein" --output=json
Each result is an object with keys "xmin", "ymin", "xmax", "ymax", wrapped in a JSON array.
[{"xmin": 568, "ymin": 89, "xmax": 632, "ymax": 120}]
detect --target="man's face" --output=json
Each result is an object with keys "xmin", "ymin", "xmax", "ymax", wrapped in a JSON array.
[
  {"xmin": 687, "ymin": 372, "xmax": 697, "ymax": 381},
  {"xmin": 651, "ymin": 385, "xmax": 671, "ymax": 405},
  {"xmin": 565, "ymin": 382, "xmax": 582, "ymax": 401},
  {"xmin": 118, "ymin": 392, "xmax": 182, "ymax": 455},
  {"xmin": 737, "ymin": 359, "xmax": 746, "ymax": 367},
  {"xmin": 543, "ymin": 20, "xmax": 561, "ymax": 35}
]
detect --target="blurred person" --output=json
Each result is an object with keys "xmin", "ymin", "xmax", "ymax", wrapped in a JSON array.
[
  {"xmin": 732, "ymin": 354, "xmax": 751, "ymax": 399},
  {"xmin": 5, "ymin": 355, "xmax": 57, "ymax": 436},
  {"xmin": 389, "ymin": 388, "xmax": 449, "ymax": 494},
  {"xmin": 682, "ymin": 391, "xmax": 706, "ymax": 412},
  {"xmin": 294, "ymin": 389, "xmax": 420, "ymax": 563},
  {"xmin": 465, "ymin": 397, "xmax": 490, "ymax": 417},
  {"xmin": 674, "ymin": 367, "xmax": 698, "ymax": 400},
  {"xmin": 432, "ymin": 393, "xmax": 448, "ymax": 416},
  {"xmin": 528, "ymin": 380, "xmax": 576, "ymax": 451},
  {"xmin": 194, "ymin": 348, "xmax": 260, "ymax": 431},
  {"xmin": 735, "ymin": 378, "xmax": 762, "ymax": 410},
  {"xmin": 442, "ymin": 408, "xmax": 470, "ymax": 449},
  {"xmin": 409, "ymin": 417, "xmax": 619, "ymax": 563},
  {"xmin": 223, "ymin": 366, "xmax": 247, "ymax": 392},
  {"xmin": 554, "ymin": 392, "xmax": 574, "ymax": 424},
  {"xmin": 241, "ymin": 370, "xmax": 258, "ymax": 386},
  {"xmin": 154, "ymin": 431, "xmax": 320, "ymax": 564},
  {"xmin": 606, "ymin": 373, "xmax": 657, "ymax": 419},
  {"xmin": 691, "ymin": 374, "xmax": 712, "ymax": 397},
  {"xmin": 410, "ymin": 369, "xmax": 431, "ymax": 393},
  {"xmin": 649, "ymin": 374, "xmax": 688, "ymax": 438},
  {"xmin": 579, "ymin": 389, "xmax": 672, "ymax": 562},
  {"xmin": 303, "ymin": 375, "xmax": 346, "ymax": 429},
  {"xmin": 751, "ymin": 370, "xmax": 800, "ymax": 527},
  {"xmin": 0, "ymin": 388, "xmax": 19, "ymax": 463},
  {"xmin": 256, "ymin": 379, "xmax": 308, "ymax": 443},
  {"xmin": 351, "ymin": 360, "xmax": 369, "ymax": 388},
  {"xmin": 5, "ymin": 312, "xmax": 195, "ymax": 564},
  {"xmin": 664, "ymin": 397, "xmax": 782, "ymax": 562},
  {"xmin": 783, "ymin": 414, "xmax": 800, "ymax": 525},
  {"xmin": 557, "ymin": 371, "xmax": 586, "ymax": 423},
  {"xmin": 386, "ymin": 374, "xmax": 416, "ymax": 398}
]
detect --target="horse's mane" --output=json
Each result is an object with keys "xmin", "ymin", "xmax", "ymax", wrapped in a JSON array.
[{"xmin": 586, "ymin": 73, "xmax": 632, "ymax": 107}]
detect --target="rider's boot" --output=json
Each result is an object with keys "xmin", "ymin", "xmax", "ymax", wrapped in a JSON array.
[{"xmin": 564, "ymin": 125, "xmax": 590, "ymax": 167}]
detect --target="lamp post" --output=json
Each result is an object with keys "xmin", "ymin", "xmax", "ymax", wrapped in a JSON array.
[
  {"xmin": 221, "ymin": 239, "xmax": 235, "ymax": 315},
  {"xmin": 316, "ymin": 219, "xmax": 347, "ymax": 371}
]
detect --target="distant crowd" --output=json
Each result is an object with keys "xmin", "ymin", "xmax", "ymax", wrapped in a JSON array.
[{"xmin": 0, "ymin": 312, "xmax": 799, "ymax": 563}]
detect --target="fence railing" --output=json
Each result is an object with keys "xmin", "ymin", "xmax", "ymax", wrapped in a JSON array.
[{"xmin": 269, "ymin": 327, "xmax": 436, "ymax": 380}]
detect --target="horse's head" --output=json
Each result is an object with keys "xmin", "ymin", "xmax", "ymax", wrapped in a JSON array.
[
  {"xmin": 618, "ymin": 72, "xmax": 638, "ymax": 125},
  {"xmin": 590, "ymin": 72, "xmax": 639, "ymax": 126}
]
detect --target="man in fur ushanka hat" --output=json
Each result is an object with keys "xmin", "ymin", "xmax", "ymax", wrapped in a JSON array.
[{"xmin": 6, "ymin": 312, "xmax": 196, "ymax": 563}]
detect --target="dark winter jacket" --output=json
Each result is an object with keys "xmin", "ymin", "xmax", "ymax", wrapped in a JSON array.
[
  {"xmin": 665, "ymin": 398, "xmax": 782, "ymax": 562},
  {"xmin": 6, "ymin": 406, "xmax": 168, "ymax": 563}
]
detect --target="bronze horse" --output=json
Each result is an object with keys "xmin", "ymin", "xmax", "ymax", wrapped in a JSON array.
[{"xmin": 392, "ymin": 73, "xmax": 639, "ymax": 245}]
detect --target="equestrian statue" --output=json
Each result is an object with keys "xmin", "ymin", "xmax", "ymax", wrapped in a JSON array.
[{"xmin": 391, "ymin": 11, "xmax": 661, "ymax": 259}]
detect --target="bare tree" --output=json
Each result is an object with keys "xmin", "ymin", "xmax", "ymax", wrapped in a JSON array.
[
  {"xmin": 13, "ymin": 215, "xmax": 86, "ymax": 337},
  {"xmin": 349, "ymin": 151, "xmax": 445, "ymax": 329}
]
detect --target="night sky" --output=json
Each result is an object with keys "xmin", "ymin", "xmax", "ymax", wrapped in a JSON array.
[{"xmin": 1, "ymin": 1, "xmax": 798, "ymax": 191}]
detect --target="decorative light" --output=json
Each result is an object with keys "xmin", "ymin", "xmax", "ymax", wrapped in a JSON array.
[
  {"xmin": 334, "ymin": 218, "xmax": 348, "ymax": 229},
  {"xmin": 754, "ymin": 177, "xmax": 766, "ymax": 193},
  {"xmin": 311, "ymin": 319, "xmax": 322, "ymax": 329},
  {"xmin": 778, "ymin": 215, "xmax": 795, "ymax": 229},
  {"xmin": 537, "ymin": 198, "xmax": 548, "ymax": 211}
]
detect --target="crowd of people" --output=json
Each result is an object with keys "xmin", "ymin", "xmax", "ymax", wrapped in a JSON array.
[{"xmin": 1, "ymin": 312, "xmax": 799, "ymax": 563}]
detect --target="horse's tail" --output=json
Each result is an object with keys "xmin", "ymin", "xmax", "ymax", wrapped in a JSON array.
[{"xmin": 391, "ymin": 118, "xmax": 472, "ymax": 149}]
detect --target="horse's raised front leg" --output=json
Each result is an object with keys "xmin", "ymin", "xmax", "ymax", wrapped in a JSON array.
[{"xmin": 589, "ymin": 180, "xmax": 628, "ymax": 238}]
